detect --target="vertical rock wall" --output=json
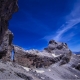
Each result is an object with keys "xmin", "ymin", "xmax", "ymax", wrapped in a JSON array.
[{"xmin": 0, "ymin": 0, "xmax": 18, "ymax": 60}]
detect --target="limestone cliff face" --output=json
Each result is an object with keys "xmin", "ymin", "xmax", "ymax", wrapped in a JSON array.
[
  {"xmin": 0, "ymin": 0, "xmax": 18, "ymax": 60},
  {"xmin": 44, "ymin": 40, "xmax": 72, "ymax": 65}
]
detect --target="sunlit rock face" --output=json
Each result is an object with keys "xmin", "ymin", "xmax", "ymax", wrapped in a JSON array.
[
  {"xmin": 13, "ymin": 40, "xmax": 72, "ymax": 68},
  {"xmin": 44, "ymin": 40, "xmax": 69, "ymax": 52},
  {"xmin": 44, "ymin": 40, "xmax": 72, "ymax": 65},
  {"xmin": 0, "ymin": 0, "xmax": 18, "ymax": 60}
]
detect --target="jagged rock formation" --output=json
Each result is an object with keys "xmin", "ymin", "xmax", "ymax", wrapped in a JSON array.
[
  {"xmin": 44, "ymin": 40, "xmax": 69, "ymax": 52},
  {"xmin": 0, "ymin": 0, "xmax": 18, "ymax": 60},
  {"xmin": 13, "ymin": 40, "xmax": 72, "ymax": 68},
  {"xmin": 44, "ymin": 40, "xmax": 72, "ymax": 65}
]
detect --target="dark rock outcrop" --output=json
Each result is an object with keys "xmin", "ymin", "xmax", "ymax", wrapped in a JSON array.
[
  {"xmin": 70, "ymin": 54, "xmax": 80, "ymax": 71},
  {"xmin": 75, "ymin": 64, "xmax": 80, "ymax": 71},
  {"xmin": 0, "ymin": 0, "xmax": 18, "ymax": 60},
  {"xmin": 13, "ymin": 45, "xmax": 56, "ymax": 68},
  {"xmin": 15, "ymin": 72, "xmax": 33, "ymax": 80}
]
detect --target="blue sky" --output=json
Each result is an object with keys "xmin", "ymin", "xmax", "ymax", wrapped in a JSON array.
[{"xmin": 9, "ymin": 0, "xmax": 80, "ymax": 52}]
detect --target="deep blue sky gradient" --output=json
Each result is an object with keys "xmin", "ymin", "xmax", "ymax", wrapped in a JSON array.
[{"xmin": 9, "ymin": 0, "xmax": 80, "ymax": 51}]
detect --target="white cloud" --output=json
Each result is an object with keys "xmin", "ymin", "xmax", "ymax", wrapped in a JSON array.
[
  {"xmin": 43, "ymin": 0, "xmax": 80, "ymax": 42},
  {"xmin": 54, "ymin": 0, "xmax": 80, "ymax": 41},
  {"xmin": 54, "ymin": 19, "xmax": 80, "ymax": 41}
]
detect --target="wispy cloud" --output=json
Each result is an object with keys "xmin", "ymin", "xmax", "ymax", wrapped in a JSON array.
[
  {"xmin": 43, "ymin": 0, "xmax": 80, "ymax": 41},
  {"xmin": 54, "ymin": 19, "xmax": 80, "ymax": 41}
]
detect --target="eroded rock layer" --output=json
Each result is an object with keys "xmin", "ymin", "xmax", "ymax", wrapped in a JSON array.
[
  {"xmin": 13, "ymin": 45, "xmax": 55, "ymax": 68},
  {"xmin": 13, "ymin": 40, "xmax": 72, "ymax": 68}
]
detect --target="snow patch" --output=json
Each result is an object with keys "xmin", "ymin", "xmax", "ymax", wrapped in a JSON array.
[
  {"xmin": 22, "ymin": 66, "xmax": 30, "ymax": 71},
  {"xmin": 48, "ymin": 69, "xmax": 51, "ymax": 71},
  {"xmin": 52, "ymin": 54, "xmax": 57, "ymax": 57},
  {"xmin": 75, "ymin": 75, "xmax": 78, "ymax": 77},
  {"xmin": 36, "ymin": 70, "xmax": 45, "ymax": 73},
  {"xmin": 52, "ymin": 54, "xmax": 61, "ymax": 57},
  {"xmin": 41, "ymin": 77, "xmax": 45, "ymax": 79}
]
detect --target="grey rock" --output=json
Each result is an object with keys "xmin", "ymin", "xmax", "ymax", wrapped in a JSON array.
[
  {"xmin": 44, "ymin": 40, "xmax": 72, "ymax": 65},
  {"xmin": 0, "ymin": 60, "xmax": 80, "ymax": 80},
  {"xmin": 45, "ymin": 40, "xmax": 68, "ymax": 51},
  {"xmin": 69, "ymin": 54, "xmax": 80, "ymax": 71},
  {"xmin": 13, "ymin": 45, "xmax": 56, "ymax": 68},
  {"xmin": 0, "ymin": 0, "xmax": 18, "ymax": 60}
]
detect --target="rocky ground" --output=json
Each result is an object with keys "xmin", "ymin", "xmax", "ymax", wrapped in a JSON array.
[{"xmin": 0, "ymin": 53, "xmax": 80, "ymax": 80}]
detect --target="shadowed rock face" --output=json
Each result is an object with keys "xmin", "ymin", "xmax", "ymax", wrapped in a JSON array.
[
  {"xmin": 0, "ymin": 30, "xmax": 13, "ymax": 60},
  {"xmin": 69, "ymin": 54, "xmax": 80, "ymax": 71},
  {"xmin": 0, "ymin": 0, "xmax": 18, "ymax": 60},
  {"xmin": 13, "ymin": 45, "xmax": 56, "ymax": 68}
]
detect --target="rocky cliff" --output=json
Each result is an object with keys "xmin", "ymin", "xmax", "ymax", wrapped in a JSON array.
[{"xmin": 0, "ymin": 0, "xmax": 18, "ymax": 60}]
